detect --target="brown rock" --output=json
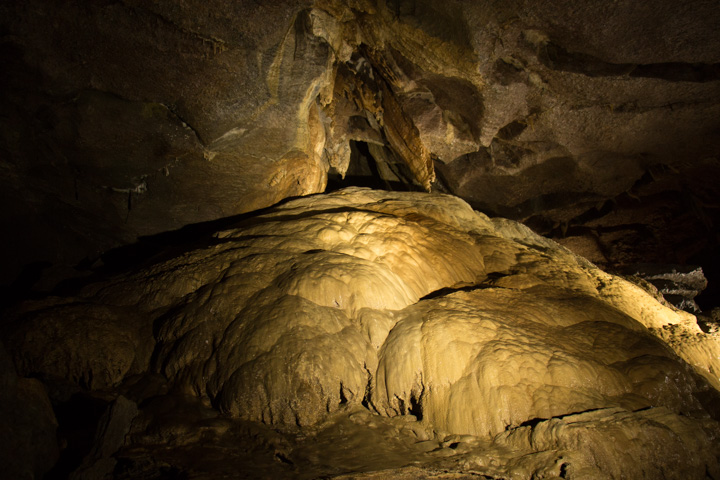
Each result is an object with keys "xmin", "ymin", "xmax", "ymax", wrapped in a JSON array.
[
  {"xmin": 3, "ymin": 0, "xmax": 718, "ymax": 286},
  {"xmin": 0, "ymin": 342, "xmax": 59, "ymax": 480}
]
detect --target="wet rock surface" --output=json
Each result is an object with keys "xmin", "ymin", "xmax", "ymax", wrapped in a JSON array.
[{"xmin": 2, "ymin": 189, "xmax": 719, "ymax": 478}]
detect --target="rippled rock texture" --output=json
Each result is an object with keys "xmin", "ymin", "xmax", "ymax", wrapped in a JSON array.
[{"xmin": 4, "ymin": 189, "xmax": 720, "ymax": 478}]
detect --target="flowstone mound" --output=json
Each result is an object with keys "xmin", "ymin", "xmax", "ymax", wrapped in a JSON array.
[{"xmin": 4, "ymin": 188, "xmax": 720, "ymax": 477}]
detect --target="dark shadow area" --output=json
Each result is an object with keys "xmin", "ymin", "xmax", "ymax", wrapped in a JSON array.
[
  {"xmin": 0, "ymin": 194, "xmax": 328, "ymax": 308},
  {"xmin": 693, "ymin": 388, "xmax": 720, "ymax": 420},
  {"xmin": 45, "ymin": 393, "xmax": 110, "ymax": 480},
  {"xmin": 517, "ymin": 417, "xmax": 546, "ymax": 428},
  {"xmin": 691, "ymin": 246, "xmax": 720, "ymax": 311},
  {"xmin": 472, "ymin": 190, "xmax": 599, "ymax": 224},
  {"xmin": 326, "ymin": 141, "xmax": 419, "ymax": 192},
  {"xmin": 539, "ymin": 41, "xmax": 720, "ymax": 82},
  {"xmin": 49, "ymin": 205, "xmax": 391, "ymax": 297},
  {"xmin": 419, "ymin": 275, "xmax": 510, "ymax": 301},
  {"xmin": 0, "ymin": 261, "xmax": 52, "ymax": 311},
  {"xmin": 5, "ymin": 196, "xmax": 455, "ymax": 310},
  {"xmin": 326, "ymin": 141, "xmax": 387, "ymax": 191},
  {"xmin": 112, "ymin": 459, "xmax": 187, "ymax": 480},
  {"xmin": 408, "ymin": 394, "xmax": 423, "ymax": 421}
]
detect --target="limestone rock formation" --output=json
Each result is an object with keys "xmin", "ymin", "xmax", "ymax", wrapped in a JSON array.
[
  {"xmin": 2, "ymin": 0, "xmax": 719, "ymax": 289},
  {"xmin": 2, "ymin": 0, "xmax": 720, "ymax": 477},
  {"xmin": 0, "ymin": 341, "xmax": 59, "ymax": 480},
  {"xmin": 70, "ymin": 395, "xmax": 139, "ymax": 480},
  {"xmin": 622, "ymin": 263, "xmax": 708, "ymax": 313},
  {"xmin": 4, "ymin": 188, "xmax": 720, "ymax": 478}
]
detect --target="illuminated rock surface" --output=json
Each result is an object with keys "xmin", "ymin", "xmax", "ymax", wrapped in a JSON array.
[
  {"xmin": 3, "ymin": 188, "xmax": 719, "ymax": 479},
  {"xmin": 2, "ymin": 1, "xmax": 720, "ymax": 477},
  {"xmin": 2, "ymin": 0, "xmax": 719, "ymax": 290}
]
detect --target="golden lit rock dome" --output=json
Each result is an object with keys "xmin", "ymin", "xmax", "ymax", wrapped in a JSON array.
[{"xmin": 6, "ymin": 188, "xmax": 720, "ymax": 478}]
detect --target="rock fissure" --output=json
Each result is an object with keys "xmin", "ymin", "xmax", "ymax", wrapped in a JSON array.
[{"xmin": 540, "ymin": 41, "xmax": 720, "ymax": 83}]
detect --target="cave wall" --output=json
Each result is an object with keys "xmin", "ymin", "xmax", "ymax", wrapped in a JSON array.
[
  {"xmin": 2, "ymin": 0, "xmax": 720, "ymax": 288},
  {"xmin": 3, "ymin": 3, "xmax": 720, "ymax": 476}
]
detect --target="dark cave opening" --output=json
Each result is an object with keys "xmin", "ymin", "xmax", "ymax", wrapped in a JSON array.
[
  {"xmin": 326, "ymin": 141, "xmax": 384, "ymax": 191},
  {"xmin": 325, "ymin": 141, "xmax": 420, "ymax": 193},
  {"xmin": 408, "ymin": 395, "xmax": 423, "ymax": 421},
  {"xmin": 45, "ymin": 393, "xmax": 110, "ymax": 479}
]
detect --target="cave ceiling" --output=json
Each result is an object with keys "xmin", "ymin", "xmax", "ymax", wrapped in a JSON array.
[{"xmin": 1, "ymin": 0, "xmax": 719, "ymax": 291}]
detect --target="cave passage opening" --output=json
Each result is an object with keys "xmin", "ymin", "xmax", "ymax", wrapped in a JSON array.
[{"xmin": 325, "ymin": 140, "xmax": 423, "ymax": 193}]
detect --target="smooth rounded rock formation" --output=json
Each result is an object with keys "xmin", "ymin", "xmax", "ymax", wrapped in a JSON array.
[{"xmin": 4, "ymin": 188, "xmax": 719, "ymax": 478}]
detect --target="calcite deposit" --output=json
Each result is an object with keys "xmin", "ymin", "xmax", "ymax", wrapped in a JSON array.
[
  {"xmin": 3, "ymin": 188, "xmax": 719, "ymax": 478},
  {"xmin": 3, "ymin": 0, "xmax": 720, "ymax": 478}
]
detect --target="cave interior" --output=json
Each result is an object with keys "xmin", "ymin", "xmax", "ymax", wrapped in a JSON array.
[{"xmin": 1, "ymin": 1, "xmax": 720, "ymax": 479}]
